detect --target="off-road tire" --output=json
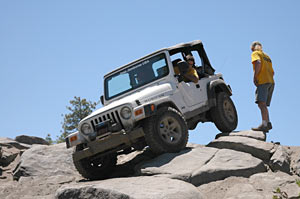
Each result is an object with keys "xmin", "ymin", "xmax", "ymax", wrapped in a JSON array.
[
  {"xmin": 143, "ymin": 107, "xmax": 188, "ymax": 154},
  {"xmin": 73, "ymin": 144, "xmax": 117, "ymax": 180},
  {"xmin": 211, "ymin": 92, "xmax": 238, "ymax": 132}
]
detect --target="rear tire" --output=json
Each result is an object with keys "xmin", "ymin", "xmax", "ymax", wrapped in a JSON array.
[
  {"xmin": 143, "ymin": 107, "xmax": 188, "ymax": 154},
  {"xmin": 211, "ymin": 92, "xmax": 238, "ymax": 132},
  {"xmin": 73, "ymin": 144, "xmax": 117, "ymax": 180}
]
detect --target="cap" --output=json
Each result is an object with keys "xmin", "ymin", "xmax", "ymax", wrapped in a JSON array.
[
  {"xmin": 186, "ymin": 54, "xmax": 194, "ymax": 61},
  {"xmin": 251, "ymin": 41, "xmax": 262, "ymax": 48}
]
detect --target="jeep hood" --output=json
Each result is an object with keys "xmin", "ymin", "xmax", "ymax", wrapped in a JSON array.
[{"xmin": 82, "ymin": 83, "xmax": 173, "ymax": 121}]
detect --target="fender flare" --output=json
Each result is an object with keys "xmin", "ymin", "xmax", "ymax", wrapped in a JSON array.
[{"xmin": 207, "ymin": 79, "xmax": 232, "ymax": 107}]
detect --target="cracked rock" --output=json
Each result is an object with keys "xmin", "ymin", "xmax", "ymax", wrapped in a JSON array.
[
  {"xmin": 215, "ymin": 130, "xmax": 266, "ymax": 141},
  {"xmin": 270, "ymin": 145, "xmax": 291, "ymax": 174},
  {"xmin": 191, "ymin": 149, "xmax": 266, "ymax": 185},
  {"xmin": 207, "ymin": 136, "xmax": 277, "ymax": 160},
  {"xmin": 136, "ymin": 147, "xmax": 266, "ymax": 186}
]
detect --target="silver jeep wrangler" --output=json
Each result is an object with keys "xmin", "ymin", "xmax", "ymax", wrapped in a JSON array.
[{"xmin": 65, "ymin": 40, "xmax": 238, "ymax": 180}]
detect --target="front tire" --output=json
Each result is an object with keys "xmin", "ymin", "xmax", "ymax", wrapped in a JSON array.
[
  {"xmin": 211, "ymin": 92, "xmax": 238, "ymax": 132},
  {"xmin": 143, "ymin": 107, "xmax": 188, "ymax": 154},
  {"xmin": 73, "ymin": 144, "xmax": 117, "ymax": 180}
]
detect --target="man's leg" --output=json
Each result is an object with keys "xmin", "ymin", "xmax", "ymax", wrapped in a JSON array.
[
  {"xmin": 252, "ymin": 101, "xmax": 269, "ymax": 132},
  {"xmin": 252, "ymin": 84, "xmax": 271, "ymax": 132},
  {"xmin": 258, "ymin": 101, "xmax": 269, "ymax": 123},
  {"xmin": 265, "ymin": 83, "xmax": 274, "ymax": 130}
]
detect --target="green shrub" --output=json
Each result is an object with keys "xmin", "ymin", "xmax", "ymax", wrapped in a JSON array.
[{"xmin": 273, "ymin": 187, "xmax": 288, "ymax": 199}]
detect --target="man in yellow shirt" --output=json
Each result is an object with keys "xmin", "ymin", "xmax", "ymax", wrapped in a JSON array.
[{"xmin": 250, "ymin": 41, "xmax": 275, "ymax": 132}]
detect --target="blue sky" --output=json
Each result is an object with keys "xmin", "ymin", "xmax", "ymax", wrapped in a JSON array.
[{"xmin": 1, "ymin": 0, "xmax": 299, "ymax": 146}]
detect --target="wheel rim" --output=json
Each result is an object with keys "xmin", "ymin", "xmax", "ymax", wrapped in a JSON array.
[
  {"xmin": 158, "ymin": 116, "xmax": 182, "ymax": 144},
  {"xmin": 223, "ymin": 98, "xmax": 236, "ymax": 123}
]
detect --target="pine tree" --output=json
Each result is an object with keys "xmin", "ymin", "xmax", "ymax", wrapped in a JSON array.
[
  {"xmin": 45, "ymin": 133, "xmax": 53, "ymax": 145},
  {"xmin": 56, "ymin": 96, "xmax": 97, "ymax": 143}
]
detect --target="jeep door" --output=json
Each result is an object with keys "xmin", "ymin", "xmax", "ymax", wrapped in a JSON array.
[{"xmin": 177, "ymin": 80, "xmax": 207, "ymax": 107}]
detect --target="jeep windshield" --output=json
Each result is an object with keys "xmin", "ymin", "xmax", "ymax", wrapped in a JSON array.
[{"xmin": 105, "ymin": 53, "xmax": 169, "ymax": 100}]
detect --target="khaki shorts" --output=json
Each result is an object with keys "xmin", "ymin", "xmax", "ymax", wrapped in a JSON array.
[{"xmin": 255, "ymin": 83, "xmax": 275, "ymax": 106}]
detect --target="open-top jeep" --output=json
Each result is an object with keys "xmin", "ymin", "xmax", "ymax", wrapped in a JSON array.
[{"xmin": 65, "ymin": 40, "xmax": 238, "ymax": 180}]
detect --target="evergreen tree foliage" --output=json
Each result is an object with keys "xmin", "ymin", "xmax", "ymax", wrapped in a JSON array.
[
  {"xmin": 45, "ymin": 133, "xmax": 54, "ymax": 145},
  {"xmin": 57, "ymin": 96, "xmax": 97, "ymax": 143}
]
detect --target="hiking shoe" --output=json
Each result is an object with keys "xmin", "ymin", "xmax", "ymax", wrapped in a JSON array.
[
  {"xmin": 267, "ymin": 122, "xmax": 272, "ymax": 130},
  {"xmin": 252, "ymin": 124, "xmax": 269, "ymax": 132}
]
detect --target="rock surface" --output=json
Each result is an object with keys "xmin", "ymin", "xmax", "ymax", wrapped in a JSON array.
[
  {"xmin": 136, "ymin": 147, "xmax": 266, "ymax": 186},
  {"xmin": 15, "ymin": 135, "xmax": 49, "ymax": 145},
  {"xmin": 56, "ymin": 176, "xmax": 204, "ymax": 199},
  {"xmin": 191, "ymin": 149, "xmax": 266, "ymax": 185},
  {"xmin": 0, "ymin": 138, "xmax": 27, "ymax": 181},
  {"xmin": 0, "ymin": 142, "xmax": 81, "ymax": 199},
  {"xmin": 0, "ymin": 146, "xmax": 20, "ymax": 167},
  {"xmin": 290, "ymin": 146, "xmax": 300, "ymax": 176},
  {"xmin": 136, "ymin": 147, "xmax": 218, "ymax": 182},
  {"xmin": 215, "ymin": 130, "xmax": 266, "ymax": 141},
  {"xmin": 270, "ymin": 145, "xmax": 291, "ymax": 173},
  {"xmin": 207, "ymin": 135, "xmax": 277, "ymax": 160},
  {"xmin": 294, "ymin": 159, "xmax": 300, "ymax": 176},
  {"xmin": 12, "ymin": 143, "xmax": 79, "ymax": 180},
  {"xmin": 198, "ymin": 171, "xmax": 300, "ymax": 199},
  {"xmin": 0, "ymin": 137, "xmax": 30, "ymax": 150},
  {"xmin": 0, "ymin": 130, "xmax": 300, "ymax": 199}
]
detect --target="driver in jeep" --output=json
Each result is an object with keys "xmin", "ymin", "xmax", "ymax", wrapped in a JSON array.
[{"xmin": 172, "ymin": 57, "xmax": 199, "ymax": 83}]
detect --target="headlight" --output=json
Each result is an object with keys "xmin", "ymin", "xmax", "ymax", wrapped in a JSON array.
[
  {"xmin": 80, "ymin": 123, "xmax": 93, "ymax": 135},
  {"xmin": 120, "ymin": 106, "xmax": 132, "ymax": 120}
]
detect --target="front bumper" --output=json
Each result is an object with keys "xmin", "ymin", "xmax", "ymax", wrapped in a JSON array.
[
  {"xmin": 66, "ymin": 120, "xmax": 123, "ymax": 149},
  {"xmin": 72, "ymin": 127, "xmax": 144, "ymax": 162}
]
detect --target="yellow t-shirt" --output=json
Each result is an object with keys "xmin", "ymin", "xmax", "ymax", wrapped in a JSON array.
[
  {"xmin": 174, "ymin": 66, "xmax": 199, "ymax": 82},
  {"xmin": 251, "ymin": 50, "xmax": 274, "ymax": 84}
]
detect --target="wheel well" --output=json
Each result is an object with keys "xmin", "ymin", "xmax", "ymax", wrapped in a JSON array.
[
  {"xmin": 215, "ymin": 85, "xmax": 224, "ymax": 93},
  {"xmin": 140, "ymin": 102, "xmax": 181, "ymax": 127},
  {"xmin": 156, "ymin": 102, "xmax": 180, "ymax": 112},
  {"xmin": 207, "ymin": 80, "xmax": 232, "ymax": 108},
  {"xmin": 209, "ymin": 81, "xmax": 232, "ymax": 97}
]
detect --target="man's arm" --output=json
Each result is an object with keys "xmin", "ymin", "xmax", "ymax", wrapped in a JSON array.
[
  {"xmin": 184, "ymin": 74, "xmax": 199, "ymax": 83},
  {"xmin": 253, "ymin": 60, "xmax": 262, "ymax": 86}
]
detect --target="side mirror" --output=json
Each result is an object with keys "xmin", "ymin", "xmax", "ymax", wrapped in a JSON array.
[
  {"xmin": 100, "ymin": 95, "xmax": 104, "ymax": 105},
  {"xmin": 174, "ymin": 75, "xmax": 184, "ymax": 83}
]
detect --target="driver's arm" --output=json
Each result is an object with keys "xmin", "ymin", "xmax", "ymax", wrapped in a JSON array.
[
  {"xmin": 184, "ymin": 67, "xmax": 199, "ymax": 83},
  {"xmin": 184, "ymin": 74, "xmax": 199, "ymax": 83}
]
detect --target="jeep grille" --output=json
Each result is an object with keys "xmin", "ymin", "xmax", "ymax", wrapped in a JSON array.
[{"xmin": 90, "ymin": 110, "xmax": 124, "ymax": 130}]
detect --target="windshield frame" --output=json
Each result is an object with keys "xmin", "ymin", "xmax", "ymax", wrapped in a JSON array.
[{"xmin": 104, "ymin": 52, "xmax": 170, "ymax": 101}]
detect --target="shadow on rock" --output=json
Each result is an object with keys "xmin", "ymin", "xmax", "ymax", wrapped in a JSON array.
[{"xmin": 77, "ymin": 147, "xmax": 193, "ymax": 182}]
